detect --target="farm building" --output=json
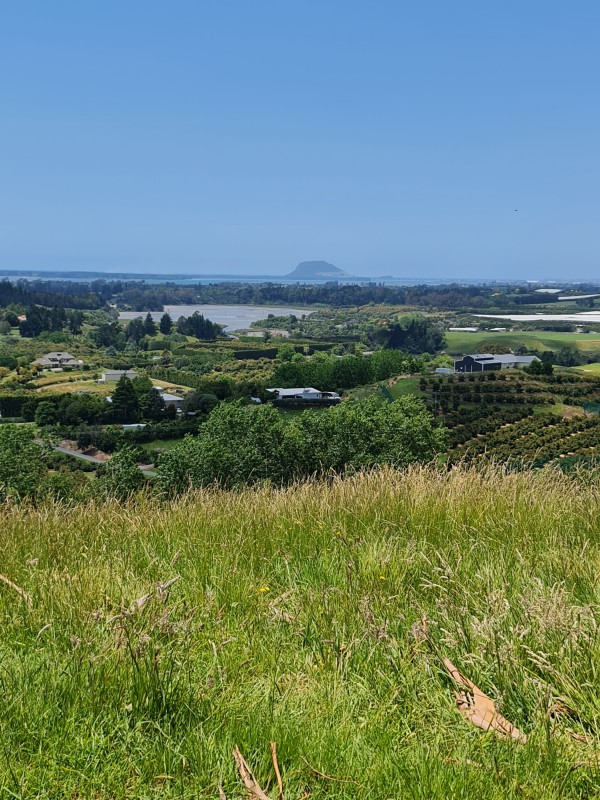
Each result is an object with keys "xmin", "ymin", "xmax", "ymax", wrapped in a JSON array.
[
  {"xmin": 98, "ymin": 370, "xmax": 139, "ymax": 383},
  {"xmin": 158, "ymin": 391, "xmax": 184, "ymax": 411},
  {"xmin": 454, "ymin": 354, "xmax": 540, "ymax": 373}
]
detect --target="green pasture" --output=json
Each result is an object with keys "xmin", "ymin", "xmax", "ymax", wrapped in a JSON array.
[
  {"xmin": 575, "ymin": 362, "xmax": 600, "ymax": 375},
  {"xmin": 446, "ymin": 329, "xmax": 600, "ymax": 355}
]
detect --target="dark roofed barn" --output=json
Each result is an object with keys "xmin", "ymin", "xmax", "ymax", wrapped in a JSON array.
[{"xmin": 454, "ymin": 354, "xmax": 540, "ymax": 373}]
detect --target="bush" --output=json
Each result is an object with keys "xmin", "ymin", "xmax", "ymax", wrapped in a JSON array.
[{"xmin": 157, "ymin": 397, "xmax": 445, "ymax": 493}]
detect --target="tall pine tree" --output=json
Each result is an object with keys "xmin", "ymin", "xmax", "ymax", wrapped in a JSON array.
[
  {"xmin": 143, "ymin": 313, "xmax": 157, "ymax": 336},
  {"xmin": 159, "ymin": 313, "xmax": 172, "ymax": 335},
  {"xmin": 110, "ymin": 377, "xmax": 139, "ymax": 423}
]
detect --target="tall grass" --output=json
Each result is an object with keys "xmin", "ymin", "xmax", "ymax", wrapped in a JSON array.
[{"xmin": 0, "ymin": 465, "xmax": 599, "ymax": 798}]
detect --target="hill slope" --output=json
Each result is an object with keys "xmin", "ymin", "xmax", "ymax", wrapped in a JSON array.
[
  {"xmin": 1, "ymin": 467, "xmax": 599, "ymax": 797},
  {"xmin": 285, "ymin": 260, "xmax": 349, "ymax": 279}
]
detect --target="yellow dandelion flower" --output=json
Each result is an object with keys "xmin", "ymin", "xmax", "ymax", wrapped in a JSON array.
[
  {"xmin": 379, "ymin": 575, "xmax": 386, "ymax": 580},
  {"xmin": 258, "ymin": 586, "xmax": 270, "ymax": 593}
]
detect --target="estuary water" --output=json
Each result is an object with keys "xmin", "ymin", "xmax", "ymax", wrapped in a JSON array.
[{"xmin": 119, "ymin": 304, "xmax": 312, "ymax": 330}]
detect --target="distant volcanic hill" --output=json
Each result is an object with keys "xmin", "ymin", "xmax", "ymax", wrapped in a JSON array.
[{"xmin": 285, "ymin": 260, "xmax": 350, "ymax": 279}]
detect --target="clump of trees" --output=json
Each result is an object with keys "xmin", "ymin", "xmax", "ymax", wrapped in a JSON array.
[
  {"xmin": 377, "ymin": 317, "xmax": 446, "ymax": 354},
  {"xmin": 176, "ymin": 312, "xmax": 222, "ymax": 340},
  {"xmin": 0, "ymin": 425, "xmax": 47, "ymax": 500},
  {"xmin": 156, "ymin": 396, "xmax": 445, "ymax": 493},
  {"xmin": 25, "ymin": 377, "xmax": 179, "ymax": 428},
  {"xmin": 524, "ymin": 360, "xmax": 553, "ymax": 376},
  {"xmin": 271, "ymin": 350, "xmax": 424, "ymax": 392},
  {"xmin": 18, "ymin": 305, "xmax": 84, "ymax": 338}
]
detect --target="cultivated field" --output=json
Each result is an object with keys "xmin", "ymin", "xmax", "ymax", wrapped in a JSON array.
[
  {"xmin": 1, "ymin": 467, "xmax": 599, "ymax": 798},
  {"xmin": 446, "ymin": 329, "xmax": 600, "ymax": 356}
]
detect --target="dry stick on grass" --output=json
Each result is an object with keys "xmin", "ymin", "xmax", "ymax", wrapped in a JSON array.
[
  {"xmin": 443, "ymin": 657, "xmax": 527, "ymax": 744},
  {"xmin": 270, "ymin": 741, "xmax": 284, "ymax": 800},
  {"xmin": 157, "ymin": 574, "xmax": 181, "ymax": 600},
  {"xmin": 299, "ymin": 756, "xmax": 361, "ymax": 786},
  {"xmin": 233, "ymin": 746, "xmax": 271, "ymax": 800},
  {"xmin": 218, "ymin": 786, "xmax": 228, "ymax": 800},
  {"xmin": 0, "ymin": 573, "xmax": 33, "ymax": 607}
]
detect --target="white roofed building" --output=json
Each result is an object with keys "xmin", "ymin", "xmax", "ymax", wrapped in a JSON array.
[{"xmin": 266, "ymin": 387, "xmax": 341, "ymax": 404}]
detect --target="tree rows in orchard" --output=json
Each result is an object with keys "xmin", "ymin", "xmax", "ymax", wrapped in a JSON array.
[
  {"xmin": 420, "ymin": 372, "xmax": 600, "ymax": 412},
  {"xmin": 442, "ymin": 406, "xmax": 534, "ymax": 448},
  {"xmin": 448, "ymin": 413, "xmax": 600, "ymax": 466}
]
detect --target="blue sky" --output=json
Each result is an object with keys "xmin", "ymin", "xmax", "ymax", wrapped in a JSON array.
[{"xmin": 1, "ymin": 1, "xmax": 599, "ymax": 279}]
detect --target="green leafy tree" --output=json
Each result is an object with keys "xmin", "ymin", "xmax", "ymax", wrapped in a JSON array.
[
  {"xmin": 131, "ymin": 375, "xmax": 154, "ymax": 398},
  {"xmin": 556, "ymin": 346, "xmax": 583, "ymax": 367},
  {"xmin": 380, "ymin": 316, "xmax": 446, "ymax": 354},
  {"xmin": 125, "ymin": 318, "xmax": 145, "ymax": 344},
  {"xmin": 176, "ymin": 312, "xmax": 221, "ymax": 340},
  {"xmin": 4, "ymin": 312, "xmax": 19, "ymax": 327},
  {"xmin": 276, "ymin": 343, "xmax": 296, "ymax": 362},
  {"xmin": 0, "ymin": 425, "xmax": 47, "ymax": 499},
  {"xmin": 34, "ymin": 401, "xmax": 58, "ymax": 427},
  {"xmin": 97, "ymin": 446, "xmax": 144, "ymax": 499},
  {"xmin": 159, "ymin": 313, "xmax": 172, "ymax": 335},
  {"xmin": 370, "ymin": 349, "xmax": 418, "ymax": 381},
  {"xmin": 158, "ymin": 397, "xmax": 444, "ymax": 493},
  {"xmin": 158, "ymin": 402, "xmax": 294, "ymax": 492},
  {"xmin": 67, "ymin": 310, "xmax": 84, "ymax": 335},
  {"xmin": 293, "ymin": 396, "xmax": 446, "ymax": 475},
  {"xmin": 93, "ymin": 322, "xmax": 125, "ymax": 350},
  {"xmin": 182, "ymin": 391, "xmax": 219, "ymax": 414},
  {"xmin": 58, "ymin": 394, "xmax": 107, "ymax": 426},
  {"xmin": 141, "ymin": 388, "xmax": 166, "ymax": 421}
]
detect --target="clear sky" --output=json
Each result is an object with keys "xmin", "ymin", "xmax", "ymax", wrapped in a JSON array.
[{"xmin": 1, "ymin": 1, "xmax": 599, "ymax": 280}]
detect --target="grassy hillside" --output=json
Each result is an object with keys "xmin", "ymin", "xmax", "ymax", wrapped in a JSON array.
[
  {"xmin": 446, "ymin": 329, "xmax": 600, "ymax": 355},
  {"xmin": 1, "ymin": 467, "xmax": 599, "ymax": 798}
]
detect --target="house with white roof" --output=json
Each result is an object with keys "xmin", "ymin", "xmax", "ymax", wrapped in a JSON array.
[{"xmin": 266, "ymin": 387, "xmax": 341, "ymax": 404}]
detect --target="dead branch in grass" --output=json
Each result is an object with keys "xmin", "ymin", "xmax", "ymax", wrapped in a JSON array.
[
  {"xmin": 299, "ymin": 756, "xmax": 361, "ymax": 786},
  {"xmin": 0, "ymin": 573, "xmax": 33, "ymax": 607},
  {"xmin": 233, "ymin": 746, "xmax": 271, "ymax": 800},
  {"xmin": 270, "ymin": 741, "xmax": 284, "ymax": 800},
  {"xmin": 443, "ymin": 657, "xmax": 527, "ymax": 743}
]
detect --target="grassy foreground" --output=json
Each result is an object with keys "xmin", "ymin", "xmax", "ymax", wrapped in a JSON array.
[{"xmin": 1, "ymin": 467, "xmax": 599, "ymax": 798}]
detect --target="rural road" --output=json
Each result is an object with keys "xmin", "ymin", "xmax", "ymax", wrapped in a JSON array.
[{"xmin": 52, "ymin": 446, "xmax": 156, "ymax": 477}]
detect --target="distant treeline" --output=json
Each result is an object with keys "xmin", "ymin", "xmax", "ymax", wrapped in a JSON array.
[
  {"xmin": 4, "ymin": 277, "xmax": 600, "ymax": 314},
  {"xmin": 117, "ymin": 282, "xmax": 503, "ymax": 310}
]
